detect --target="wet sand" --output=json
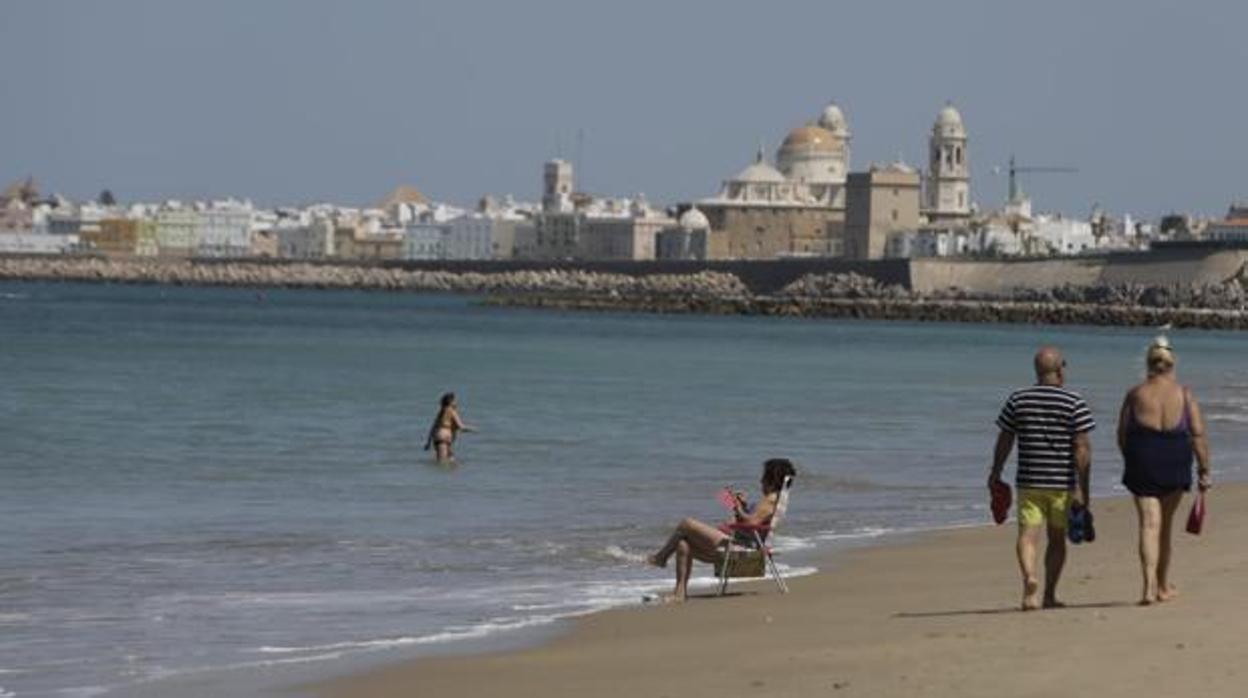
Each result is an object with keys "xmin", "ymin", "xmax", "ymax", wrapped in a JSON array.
[{"xmin": 313, "ymin": 485, "xmax": 1246, "ymax": 698}]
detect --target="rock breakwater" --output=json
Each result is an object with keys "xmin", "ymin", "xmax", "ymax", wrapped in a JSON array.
[
  {"xmin": 0, "ymin": 257, "xmax": 748, "ymax": 296},
  {"xmin": 3, "ymin": 257, "xmax": 1246, "ymax": 329}
]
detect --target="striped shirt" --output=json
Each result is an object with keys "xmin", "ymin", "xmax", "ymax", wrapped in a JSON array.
[{"xmin": 996, "ymin": 385, "xmax": 1096, "ymax": 490}]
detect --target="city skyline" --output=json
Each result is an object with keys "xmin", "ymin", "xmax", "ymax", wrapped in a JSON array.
[{"xmin": 2, "ymin": 0, "xmax": 1246, "ymax": 217}]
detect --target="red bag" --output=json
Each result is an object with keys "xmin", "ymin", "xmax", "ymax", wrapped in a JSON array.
[{"xmin": 1185, "ymin": 491, "xmax": 1206, "ymax": 535}]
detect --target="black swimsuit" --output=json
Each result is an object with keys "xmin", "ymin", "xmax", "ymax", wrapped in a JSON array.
[{"xmin": 1122, "ymin": 394, "xmax": 1193, "ymax": 498}]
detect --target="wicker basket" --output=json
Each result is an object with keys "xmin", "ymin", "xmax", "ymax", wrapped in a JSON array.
[{"xmin": 714, "ymin": 550, "xmax": 766, "ymax": 578}]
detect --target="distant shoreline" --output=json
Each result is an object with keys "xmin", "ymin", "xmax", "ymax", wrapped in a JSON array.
[{"xmin": 3, "ymin": 255, "xmax": 1246, "ymax": 330}]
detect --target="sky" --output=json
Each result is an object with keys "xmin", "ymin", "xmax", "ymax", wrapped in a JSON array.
[{"xmin": 2, "ymin": 0, "xmax": 1245, "ymax": 218}]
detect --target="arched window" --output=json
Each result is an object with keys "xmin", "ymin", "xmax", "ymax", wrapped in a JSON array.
[{"xmin": 955, "ymin": 147, "xmax": 963, "ymax": 165}]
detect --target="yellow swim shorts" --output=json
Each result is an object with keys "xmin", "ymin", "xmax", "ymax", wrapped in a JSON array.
[{"xmin": 1017, "ymin": 488, "xmax": 1070, "ymax": 528}]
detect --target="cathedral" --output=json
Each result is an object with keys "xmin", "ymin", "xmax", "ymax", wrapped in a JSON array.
[{"xmin": 682, "ymin": 102, "xmax": 972, "ymax": 259}]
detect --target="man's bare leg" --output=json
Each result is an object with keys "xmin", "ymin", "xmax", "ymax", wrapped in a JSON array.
[
  {"xmin": 1156, "ymin": 491, "xmax": 1184, "ymax": 602},
  {"xmin": 1134, "ymin": 496, "xmax": 1162, "ymax": 605},
  {"xmin": 1043, "ymin": 525, "xmax": 1067, "ymax": 608},
  {"xmin": 1016, "ymin": 524, "xmax": 1043, "ymax": 610}
]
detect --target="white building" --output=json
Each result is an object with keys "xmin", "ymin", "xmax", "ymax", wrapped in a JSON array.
[
  {"xmin": 1031, "ymin": 215, "xmax": 1097, "ymax": 255},
  {"xmin": 0, "ymin": 231, "xmax": 79, "ymax": 254},
  {"xmin": 154, "ymin": 205, "xmax": 198, "ymax": 255},
  {"xmin": 443, "ymin": 214, "xmax": 494, "ymax": 260},
  {"xmin": 277, "ymin": 217, "xmax": 335, "ymax": 259},
  {"xmin": 195, "ymin": 200, "xmax": 254, "ymax": 257},
  {"xmin": 403, "ymin": 222, "xmax": 445, "ymax": 260},
  {"xmin": 885, "ymin": 227, "xmax": 971, "ymax": 258}
]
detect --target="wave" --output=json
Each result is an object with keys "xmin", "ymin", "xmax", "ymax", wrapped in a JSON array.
[
  {"xmin": 1207, "ymin": 414, "xmax": 1248, "ymax": 424},
  {"xmin": 602, "ymin": 545, "xmax": 648, "ymax": 563},
  {"xmin": 255, "ymin": 614, "xmax": 574, "ymax": 657},
  {"xmin": 815, "ymin": 526, "xmax": 894, "ymax": 541}
]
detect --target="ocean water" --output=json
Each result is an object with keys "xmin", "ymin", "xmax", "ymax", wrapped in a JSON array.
[{"xmin": 3, "ymin": 281, "xmax": 1247, "ymax": 697}]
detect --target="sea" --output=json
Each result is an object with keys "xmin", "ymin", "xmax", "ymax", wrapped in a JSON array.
[{"xmin": 3, "ymin": 281, "xmax": 1247, "ymax": 697}]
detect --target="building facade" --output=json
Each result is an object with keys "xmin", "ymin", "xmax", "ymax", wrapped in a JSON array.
[
  {"xmin": 195, "ymin": 202, "xmax": 254, "ymax": 258},
  {"xmin": 154, "ymin": 207, "xmax": 198, "ymax": 256},
  {"xmin": 844, "ymin": 164, "xmax": 922, "ymax": 260}
]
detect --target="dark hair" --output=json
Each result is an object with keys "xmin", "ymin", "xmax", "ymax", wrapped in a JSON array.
[
  {"xmin": 761, "ymin": 458, "xmax": 796, "ymax": 494},
  {"xmin": 440, "ymin": 392, "xmax": 456, "ymax": 408}
]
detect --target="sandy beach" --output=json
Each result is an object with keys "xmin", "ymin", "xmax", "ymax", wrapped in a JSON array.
[{"xmin": 314, "ymin": 484, "xmax": 1246, "ymax": 698}]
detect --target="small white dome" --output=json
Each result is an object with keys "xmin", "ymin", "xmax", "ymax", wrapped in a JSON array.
[
  {"xmin": 731, "ymin": 153, "xmax": 787, "ymax": 184},
  {"xmin": 678, "ymin": 206, "xmax": 710, "ymax": 231},
  {"xmin": 934, "ymin": 104, "xmax": 966, "ymax": 136},
  {"xmin": 818, "ymin": 102, "xmax": 849, "ymax": 135}
]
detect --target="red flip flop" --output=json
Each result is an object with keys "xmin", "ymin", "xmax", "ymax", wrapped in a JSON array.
[{"xmin": 991, "ymin": 481, "xmax": 1012, "ymax": 525}]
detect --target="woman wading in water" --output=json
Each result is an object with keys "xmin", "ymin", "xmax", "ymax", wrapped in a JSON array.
[{"xmin": 425, "ymin": 392, "xmax": 475, "ymax": 462}]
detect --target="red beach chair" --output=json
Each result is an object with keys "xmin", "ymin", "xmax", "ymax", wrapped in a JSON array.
[{"xmin": 716, "ymin": 475, "xmax": 793, "ymax": 595}]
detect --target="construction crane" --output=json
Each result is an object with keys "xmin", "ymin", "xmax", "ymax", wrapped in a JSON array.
[{"xmin": 995, "ymin": 155, "xmax": 1078, "ymax": 202}]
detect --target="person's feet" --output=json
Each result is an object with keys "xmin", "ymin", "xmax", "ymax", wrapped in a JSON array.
[
  {"xmin": 1042, "ymin": 598, "xmax": 1066, "ymax": 609},
  {"xmin": 646, "ymin": 553, "xmax": 667, "ymax": 569},
  {"xmin": 1157, "ymin": 584, "xmax": 1179, "ymax": 602},
  {"xmin": 1022, "ymin": 578, "xmax": 1042, "ymax": 611},
  {"xmin": 642, "ymin": 592, "xmax": 684, "ymax": 604}
]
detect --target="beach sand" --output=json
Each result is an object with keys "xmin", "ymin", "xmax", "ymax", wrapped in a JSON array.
[{"xmin": 313, "ymin": 485, "xmax": 1246, "ymax": 698}]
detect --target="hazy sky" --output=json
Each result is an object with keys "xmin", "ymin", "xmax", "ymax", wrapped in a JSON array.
[{"xmin": 2, "ymin": 0, "xmax": 1244, "ymax": 217}]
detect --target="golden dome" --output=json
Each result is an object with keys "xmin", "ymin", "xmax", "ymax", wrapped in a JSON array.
[{"xmin": 778, "ymin": 124, "xmax": 843, "ymax": 154}]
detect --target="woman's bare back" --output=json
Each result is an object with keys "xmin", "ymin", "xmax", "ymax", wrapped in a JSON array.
[{"xmin": 1128, "ymin": 379, "xmax": 1188, "ymax": 432}]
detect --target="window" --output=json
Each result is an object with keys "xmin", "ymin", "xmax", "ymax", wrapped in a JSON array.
[{"xmin": 891, "ymin": 210, "xmax": 898, "ymax": 222}]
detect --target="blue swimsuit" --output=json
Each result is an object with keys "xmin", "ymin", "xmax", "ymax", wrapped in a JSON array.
[{"xmin": 1122, "ymin": 395, "xmax": 1193, "ymax": 497}]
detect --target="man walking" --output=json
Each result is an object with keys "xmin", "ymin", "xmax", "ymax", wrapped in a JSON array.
[{"xmin": 989, "ymin": 346, "xmax": 1094, "ymax": 610}]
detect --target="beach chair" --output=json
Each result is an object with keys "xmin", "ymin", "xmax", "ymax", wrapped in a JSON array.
[{"xmin": 716, "ymin": 475, "xmax": 793, "ymax": 595}]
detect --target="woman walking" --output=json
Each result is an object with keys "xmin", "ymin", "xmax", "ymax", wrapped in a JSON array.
[{"xmin": 1117, "ymin": 337, "xmax": 1212, "ymax": 605}]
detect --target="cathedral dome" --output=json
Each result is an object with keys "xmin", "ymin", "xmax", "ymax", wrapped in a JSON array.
[
  {"xmin": 778, "ymin": 124, "xmax": 842, "ymax": 155},
  {"xmin": 678, "ymin": 206, "xmax": 710, "ymax": 232}
]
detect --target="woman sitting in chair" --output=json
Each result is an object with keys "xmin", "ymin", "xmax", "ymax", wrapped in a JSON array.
[{"xmin": 648, "ymin": 458, "xmax": 796, "ymax": 602}]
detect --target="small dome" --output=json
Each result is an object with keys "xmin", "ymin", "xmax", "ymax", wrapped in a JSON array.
[
  {"xmin": 732, "ymin": 151, "xmax": 788, "ymax": 184},
  {"xmin": 934, "ymin": 104, "xmax": 966, "ymax": 136},
  {"xmin": 817, "ymin": 103, "xmax": 849, "ymax": 135},
  {"xmin": 778, "ymin": 124, "xmax": 842, "ymax": 155},
  {"xmin": 678, "ymin": 206, "xmax": 710, "ymax": 232}
]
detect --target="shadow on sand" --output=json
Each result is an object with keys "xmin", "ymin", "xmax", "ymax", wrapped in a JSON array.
[{"xmin": 893, "ymin": 600, "xmax": 1132, "ymax": 618}]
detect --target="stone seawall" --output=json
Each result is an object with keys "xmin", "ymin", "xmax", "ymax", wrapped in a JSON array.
[
  {"xmin": 4, "ymin": 255, "xmax": 1247, "ymax": 330},
  {"xmin": 0, "ymin": 257, "xmax": 748, "ymax": 296},
  {"xmin": 486, "ymin": 295, "xmax": 1248, "ymax": 330}
]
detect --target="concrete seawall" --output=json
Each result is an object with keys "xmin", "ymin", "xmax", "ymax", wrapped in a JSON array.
[{"xmin": 909, "ymin": 248, "xmax": 1247, "ymax": 295}]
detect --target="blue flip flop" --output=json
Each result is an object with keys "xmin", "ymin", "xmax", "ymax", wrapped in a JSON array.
[{"xmin": 1067, "ymin": 505, "xmax": 1088, "ymax": 544}]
